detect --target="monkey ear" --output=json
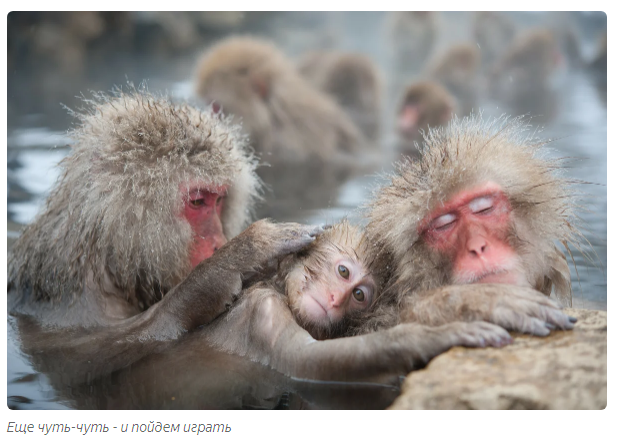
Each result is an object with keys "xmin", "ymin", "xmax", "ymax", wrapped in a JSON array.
[{"xmin": 251, "ymin": 75, "xmax": 270, "ymax": 100}]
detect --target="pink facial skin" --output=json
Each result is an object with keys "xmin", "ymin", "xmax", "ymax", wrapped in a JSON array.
[
  {"xmin": 398, "ymin": 104, "xmax": 421, "ymax": 134},
  {"xmin": 299, "ymin": 255, "xmax": 376, "ymax": 326},
  {"xmin": 420, "ymin": 182, "xmax": 528, "ymax": 287},
  {"xmin": 180, "ymin": 184, "xmax": 228, "ymax": 268}
]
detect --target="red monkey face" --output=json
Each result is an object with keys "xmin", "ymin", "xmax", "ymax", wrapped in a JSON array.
[
  {"xmin": 181, "ymin": 184, "xmax": 228, "ymax": 267},
  {"xmin": 297, "ymin": 253, "xmax": 376, "ymax": 327},
  {"xmin": 420, "ymin": 182, "xmax": 529, "ymax": 287}
]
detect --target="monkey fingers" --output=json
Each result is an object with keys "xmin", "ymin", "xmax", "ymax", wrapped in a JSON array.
[
  {"xmin": 439, "ymin": 321, "xmax": 513, "ymax": 348},
  {"xmin": 491, "ymin": 300, "xmax": 575, "ymax": 336},
  {"xmin": 212, "ymin": 219, "xmax": 324, "ymax": 274},
  {"xmin": 268, "ymin": 222, "xmax": 326, "ymax": 258}
]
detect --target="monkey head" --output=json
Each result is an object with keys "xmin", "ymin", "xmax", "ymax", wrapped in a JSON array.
[
  {"xmin": 397, "ymin": 81, "xmax": 455, "ymax": 142},
  {"xmin": 194, "ymin": 37, "xmax": 292, "ymax": 149},
  {"xmin": 9, "ymin": 87, "xmax": 260, "ymax": 309},
  {"xmin": 369, "ymin": 115, "xmax": 576, "ymax": 304},
  {"xmin": 283, "ymin": 221, "xmax": 378, "ymax": 339},
  {"xmin": 194, "ymin": 37, "xmax": 364, "ymax": 162},
  {"xmin": 495, "ymin": 30, "xmax": 563, "ymax": 81}
]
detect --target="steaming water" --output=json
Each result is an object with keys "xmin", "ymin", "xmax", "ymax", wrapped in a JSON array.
[{"xmin": 7, "ymin": 12, "xmax": 607, "ymax": 409}]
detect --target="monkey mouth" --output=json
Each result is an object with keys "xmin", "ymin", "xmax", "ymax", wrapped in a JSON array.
[
  {"xmin": 474, "ymin": 269, "xmax": 523, "ymax": 285},
  {"xmin": 454, "ymin": 265, "xmax": 523, "ymax": 286},
  {"xmin": 300, "ymin": 293, "xmax": 329, "ymax": 322}
]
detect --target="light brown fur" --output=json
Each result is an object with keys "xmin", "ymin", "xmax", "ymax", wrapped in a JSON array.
[
  {"xmin": 298, "ymin": 51, "xmax": 383, "ymax": 141},
  {"xmin": 280, "ymin": 221, "xmax": 379, "ymax": 339},
  {"xmin": 426, "ymin": 43, "xmax": 480, "ymax": 100},
  {"xmin": 363, "ymin": 114, "xmax": 581, "ymax": 335},
  {"xmin": 396, "ymin": 81, "xmax": 455, "ymax": 150},
  {"xmin": 8, "ymin": 87, "xmax": 260, "ymax": 312},
  {"xmin": 492, "ymin": 29, "xmax": 560, "ymax": 87},
  {"xmin": 194, "ymin": 36, "xmax": 364, "ymax": 163}
]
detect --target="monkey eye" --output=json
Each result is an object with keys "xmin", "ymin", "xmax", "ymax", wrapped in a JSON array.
[
  {"xmin": 337, "ymin": 264, "xmax": 350, "ymax": 279},
  {"xmin": 189, "ymin": 198, "xmax": 205, "ymax": 207},
  {"xmin": 352, "ymin": 288, "xmax": 365, "ymax": 302},
  {"xmin": 469, "ymin": 196, "xmax": 495, "ymax": 214},
  {"xmin": 216, "ymin": 195, "xmax": 224, "ymax": 205},
  {"xmin": 431, "ymin": 213, "xmax": 456, "ymax": 231}
]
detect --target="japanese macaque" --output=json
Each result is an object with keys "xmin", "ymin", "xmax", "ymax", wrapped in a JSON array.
[
  {"xmin": 202, "ymin": 221, "xmax": 513, "ymax": 382},
  {"xmin": 491, "ymin": 29, "xmax": 562, "ymax": 92},
  {"xmin": 298, "ymin": 51, "xmax": 383, "ymax": 141},
  {"xmin": 365, "ymin": 115, "xmax": 579, "ymax": 337},
  {"xmin": 396, "ymin": 81, "xmax": 455, "ymax": 152},
  {"xmin": 386, "ymin": 11, "xmax": 438, "ymax": 74},
  {"xmin": 194, "ymin": 36, "xmax": 364, "ymax": 163},
  {"xmin": 8, "ymin": 88, "xmax": 324, "ymax": 382},
  {"xmin": 472, "ymin": 11, "xmax": 516, "ymax": 67},
  {"xmin": 426, "ymin": 43, "xmax": 480, "ymax": 102}
]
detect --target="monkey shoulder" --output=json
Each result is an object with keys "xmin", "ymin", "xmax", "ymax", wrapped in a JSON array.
[{"xmin": 240, "ymin": 283, "xmax": 291, "ymax": 318}]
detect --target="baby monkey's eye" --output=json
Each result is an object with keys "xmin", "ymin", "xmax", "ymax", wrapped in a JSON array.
[
  {"xmin": 216, "ymin": 196, "xmax": 224, "ymax": 205},
  {"xmin": 190, "ymin": 198, "xmax": 205, "ymax": 207},
  {"xmin": 338, "ymin": 264, "xmax": 349, "ymax": 278},
  {"xmin": 352, "ymin": 288, "xmax": 365, "ymax": 302}
]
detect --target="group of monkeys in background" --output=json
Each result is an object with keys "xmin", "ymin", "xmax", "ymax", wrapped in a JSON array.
[
  {"xmin": 7, "ymin": 12, "xmax": 599, "ymax": 389},
  {"xmin": 195, "ymin": 12, "xmax": 607, "ymax": 160}
]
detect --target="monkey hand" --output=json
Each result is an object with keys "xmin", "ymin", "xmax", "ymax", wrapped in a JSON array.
[
  {"xmin": 213, "ymin": 218, "xmax": 324, "ymax": 274},
  {"xmin": 391, "ymin": 321, "xmax": 512, "ymax": 369},
  {"xmin": 401, "ymin": 284, "xmax": 577, "ymax": 337}
]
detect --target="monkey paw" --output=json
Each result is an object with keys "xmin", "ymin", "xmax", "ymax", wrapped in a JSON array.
[
  {"xmin": 268, "ymin": 222, "xmax": 325, "ymax": 257},
  {"xmin": 446, "ymin": 321, "xmax": 513, "ymax": 348},
  {"xmin": 490, "ymin": 288, "xmax": 577, "ymax": 336},
  {"xmin": 236, "ymin": 219, "xmax": 324, "ymax": 267}
]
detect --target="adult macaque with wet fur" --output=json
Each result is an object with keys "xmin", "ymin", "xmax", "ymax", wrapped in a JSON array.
[
  {"xmin": 396, "ymin": 81, "xmax": 455, "ymax": 152},
  {"xmin": 194, "ymin": 37, "xmax": 364, "ymax": 163},
  {"xmin": 202, "ymin": 221, "xmax": 513, "ymax": 382},
  {"xmin": 8, "ymin": 89, "xmax": 323, "ymax": 381},
  {"xmin": 365, "ymin": 115, "xmax": 578, "ymax": 336},
  {"xmin": 298, "ymin": 51, "xmax": 383, "ymax": 141}
]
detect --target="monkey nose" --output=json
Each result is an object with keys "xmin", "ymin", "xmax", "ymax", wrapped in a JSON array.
[
  {"xmin": 467, "ymin": 236, "xmax": 488, "ymax": 257},
  {"xmin": 328, "ymin": 293, "xmax": 344, "ymax": 308}
]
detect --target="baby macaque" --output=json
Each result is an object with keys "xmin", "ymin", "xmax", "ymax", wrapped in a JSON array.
[
  {"xmin": 426, "ymin": 43, "xmax": 480, "ymax": 100},
  {"xmin": 278, "ymin": 221, "xmax": 379, "ymax": 340},
  {"xmin": 365, "ymin": 114, "xmax": 579, "ymax": 337},
  {"xmin": 396, "ymin": 81, "xmax": 455, "ymax": 152},
  {"xmin": 472, "ymin": 11, "xmax": 516, "ymax": 67},
  {"xmin": 194, "ymin": 36, "xmax": 364, "ymax": 163},
  {"xmin": 386, "ymin": 11, "xmax": 439, "ymax": 74},
  {"xmin": 298, "ymin": 51, "xmax": 383, "ymax": 141},
  {"xmin": 202, "ymin": 221, "xmax": 513, "ymax": 382}
]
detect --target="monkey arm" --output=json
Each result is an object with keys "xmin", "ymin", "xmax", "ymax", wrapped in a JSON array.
[
  {"xmin": 12, "ymin": 220, "xmax": 324, "ymax": 385},
  {"xmin": 203, "ymin": 286, "xmax": 512, "ymax": 383},
  {"xmin": 399, "ymin": 284, "xmax": 577, "ymax": 337}
]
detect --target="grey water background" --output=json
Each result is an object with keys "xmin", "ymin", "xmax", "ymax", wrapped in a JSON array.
[{"xmin": 7, "ymin": 12, "xmax": 607, "ymax": 409}]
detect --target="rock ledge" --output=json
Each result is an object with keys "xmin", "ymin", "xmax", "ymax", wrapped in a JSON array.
[{"xmin": 390, "ymin": 309, "xmax": 607, "ymax": 410}]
